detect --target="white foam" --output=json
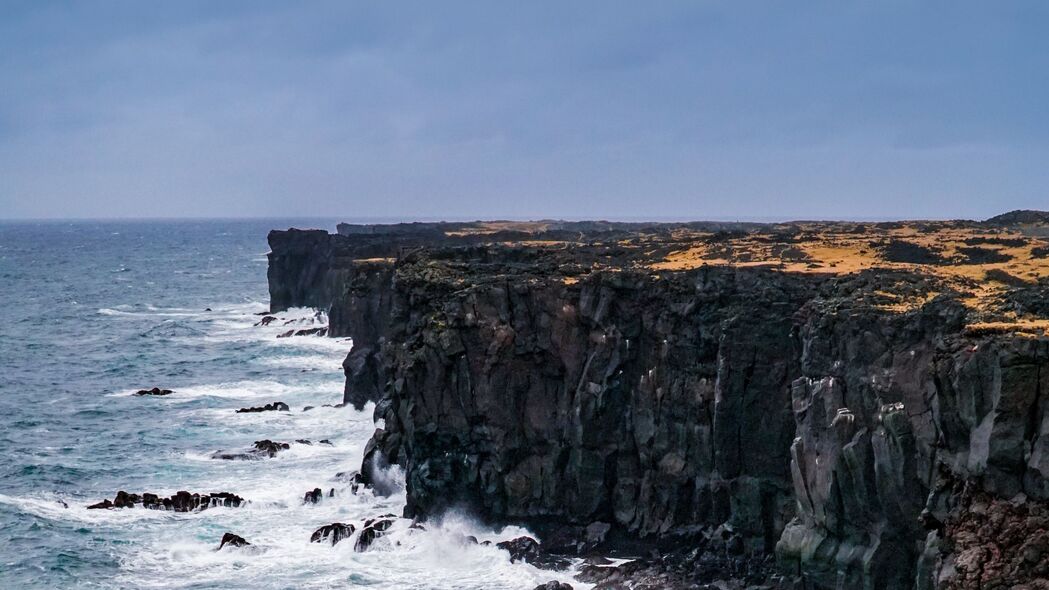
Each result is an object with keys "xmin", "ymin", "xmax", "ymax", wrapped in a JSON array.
[{"xmin": 38, "ymin": 302, "xmax": 584, "ymax": 589}]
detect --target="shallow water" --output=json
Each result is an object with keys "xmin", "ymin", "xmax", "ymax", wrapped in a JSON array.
[{"xmin": 0, "ymin": 220, "xmax": 580, "ymax": 589}]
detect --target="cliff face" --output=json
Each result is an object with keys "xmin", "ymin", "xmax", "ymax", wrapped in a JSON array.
[
  {"xmin": 368, "ymin": 264, "xmax": 813, "ymax": 546},
  {"xmin": 267, "ymin": 220, "xmax": 1049, "ymax": 589},
  {"xmin": 267, "ymin": 229, "xmax": 334, "ymax": 312}
]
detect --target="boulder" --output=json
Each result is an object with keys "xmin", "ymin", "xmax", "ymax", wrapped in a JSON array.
[
  {"xmin": 304, "ymin": 488, "xmax": 323, "ymax": 504},
  {"xmin": 496, "ymin": 536, "xmax": 571, "ymax": 571},
  {"xmin": 217, "ymin": 532, "xmax": 250, "ymax": 550},
  {"xmin": 354, "ymin": 518, "xmax": 394, "ymax": 552},
  {"xmin": 310, "ymin": 523, "xmax": 356, "ymax": 545}
]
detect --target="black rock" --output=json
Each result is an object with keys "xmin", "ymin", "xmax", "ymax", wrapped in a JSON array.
[
  {"xmin": 211, "ymin": 440, "xmax": 289, "ymax": 460},
  {"xmin": 310, "ymin": 522, "xmax": 355, "ymax": 545},
  {"xmin": 235, "ymin": 402, "xmax": 289, "ymax": 413},
  {"xmin": 532, "ymin": 583, "xmax": 573, "ymax": 590},
  {"xmin": 251, "ymin": 440, "xmax": 289, "ymax": 457},
  {"xmin": 497, "ymin": 536, "xmax": 541, "ymax": 564},
  {"xmin": 87, "ymin": 490, "xmax": 245, "ymax": 512},
  {"xmin": 496, "ymin": 536, "xmax": 571, "ymax": 570},
  {"xmin": 255, "ymin": 315, "xmax": 277, "ymax": 326},
  {"xmin": 334, "ymin": 470, "xmax": 364, "ymax": 494},
  {"xmin": 348, "ymin": 517, "xmax": 396, "ymax": 552},
  {"xmin": 276, "ymin": 327, "xmax": 328, "ymax": 338},
  {"xmin": 304, "ymin": 488, "xmax": 323, "ymax": 504},
  {"xmin": 133, "ymin": 387, "xmax": 172, "ymax": 396},
  {"xmin": 218, "ymin": 532, "xmax": 250, "ymax": 549}
]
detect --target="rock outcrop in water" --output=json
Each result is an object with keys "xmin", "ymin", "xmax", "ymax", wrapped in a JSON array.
[
  {"xmin": 87, "ymin": 490, "xmax": 245, "ymax": 511},
  {"xmin": 211, "ymin": 439, "xmax": 291, "ymax": 460},
  {"xmin": 134, "ymin": 387, "xmax": 172, "ymax": 396},
  {"xmin": 310, "ymin": 522, "xmax": 356, "ymax": 545},
  {"xmin": 236, "ymin": 402, "xmax": 290, "ymax": 413},
  {"xmin": 218, "ymin": 532, "xmax": 250, "ymax": 549},
  {"xmin": 268, "ymin": 217, "xmax": 1049, "ymax": 588}
]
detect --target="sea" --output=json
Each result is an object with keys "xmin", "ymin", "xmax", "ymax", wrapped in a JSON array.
[{"xmin": 0, "ymin": 219, "xmax": 580, "ymax": 589}]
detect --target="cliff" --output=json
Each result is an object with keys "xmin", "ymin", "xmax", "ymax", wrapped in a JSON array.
[{"xmin": 268, "ymin": 218, "xmax": 1049, "ymax": 589}]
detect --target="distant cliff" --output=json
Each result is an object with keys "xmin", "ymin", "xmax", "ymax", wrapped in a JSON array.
[{"xmin": 268, "ymin": 219, "xmax": 1049, "ymax": 589}]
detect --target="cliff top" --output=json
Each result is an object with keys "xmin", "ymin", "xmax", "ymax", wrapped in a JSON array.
[{"xmin": 283, "ymin": 215, "xmax": 1049, "ymax": 335}]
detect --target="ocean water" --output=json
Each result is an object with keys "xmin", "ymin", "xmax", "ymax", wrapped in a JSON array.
[{"xmin": 0, "ymin": 220, "xmax": 580, "ymax": 590}]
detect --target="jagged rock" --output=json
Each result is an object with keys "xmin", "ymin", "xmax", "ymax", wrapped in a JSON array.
[
  {"xmin": 211, "ymin": 440, "xmax": 289, "ymax": 460},
  {"xmin": 134, "ymin": 387, "xmax": 172, "ymax": 396},
  {"xmin": 303, "ymin": 488, "xmax": 323, "ymax": 504},
  {"xmin": 310, "ymin": 522, "xmax": 355, "ymax": 545},
  {"xmin": 532, "ymin": 582, "xmax": 573, "ymax": 590},
  {"xmin": 334, "ymin": 470, "xmax": 364, "ymax": 494},
  {"xmin": 235, "ymin": 402, "xmax": 289, "ymax": 413},
  {"xmin": 252, "ymin": 440, "xmax": 289, "ymax": 457},
  {"xmin": 255, "ymin": 315, "xmax": 277, "ymax": 326},
  {"xmin": 496, "ymin": 536, "xmax": 570, "ymax": 570},
  {"xmin": 276, "ymin": 327, "xmax": 327, "ymax": 338},
  {"xmin": 87, "ymin": 490, "xmax": 244, "ymax": 511},
  {"xmin": 217, "ymin": 532, "xmax": 250, "ymax": 549},
  {"xmin": 354, "ymin": 518, "xmax": 394, "ymax": 552}
]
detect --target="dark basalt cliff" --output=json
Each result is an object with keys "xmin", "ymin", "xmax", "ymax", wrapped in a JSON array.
[{"xmin": 268, "ymin": 219, "xmax": 1049, "ymax": 589}]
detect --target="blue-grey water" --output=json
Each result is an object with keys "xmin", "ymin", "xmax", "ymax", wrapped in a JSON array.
[{"xmin": 0, "ymin": 220, "xmax": 578, "ymax": 589}]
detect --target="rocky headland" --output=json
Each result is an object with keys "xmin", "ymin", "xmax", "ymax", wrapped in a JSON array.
[{"xmin": 268, "ymin": 213, "xmax": 1049, "ymax": 589}]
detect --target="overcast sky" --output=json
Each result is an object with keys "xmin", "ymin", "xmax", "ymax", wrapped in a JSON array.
[{"xmin": 1, "ymin": 1, "xmax": 1047, "ymax": 220}]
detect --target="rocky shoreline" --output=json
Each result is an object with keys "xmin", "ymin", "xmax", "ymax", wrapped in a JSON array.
[{"xmin": 268, "ymin": 214, "xmax": 1049, "ymax": 589}]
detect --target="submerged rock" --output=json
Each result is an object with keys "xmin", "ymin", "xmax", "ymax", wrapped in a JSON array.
[
  {"xmin": 133, "ymin": 387, "xmax": 172, "ymax": 396},
  {"xmin": 235, "ymin": 401, "xmax": 289, "ymax": 413},
  {"xmin": 255, "ymin": 315, "xmax": 277, "ymax": 326},
  {"xmin": 217, "ymin": 532, "xmax": 250, "ymax": 550}
]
